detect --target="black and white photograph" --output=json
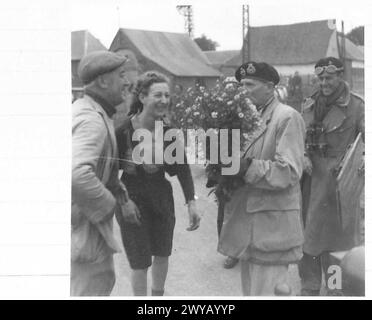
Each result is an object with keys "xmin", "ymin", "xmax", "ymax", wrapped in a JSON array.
[{"xmin": 0, "ymin": 0, "xmax": 369, "ymax": 300}]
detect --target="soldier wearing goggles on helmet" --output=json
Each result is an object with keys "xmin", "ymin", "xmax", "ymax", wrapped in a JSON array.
[{"xmin": 299, "ymin": 57, "xmax": 365, "ymax": 296}]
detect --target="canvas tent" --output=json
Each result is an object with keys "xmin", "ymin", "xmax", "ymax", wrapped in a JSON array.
[
  {"xmin": 221, "ymin": 20, "xmax": 364, "ymax": 95},
  {"xmin": 224, "ymin": 20, "xmax": 339, "ymax": 75},
  {"xmin": 204, "ymin": 50, "xmax": 240, "ymax": 76},
  {"xmin": 109, "ymin": 28, "xmax": 221, "ymax": 90}
]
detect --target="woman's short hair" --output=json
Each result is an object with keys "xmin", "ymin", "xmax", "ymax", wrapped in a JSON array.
[{"xmin": 129, "ymin": 71, "xmax": 170, "ymax": 115}]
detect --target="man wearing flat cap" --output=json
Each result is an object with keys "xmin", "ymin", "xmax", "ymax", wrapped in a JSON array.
[
  {"xmin": 71, "ymin": 50, "xmax": 139, "ymax": 296},
  {"xmin": 299, "ymin": 57, "xmax": 364, "ymax": 296},
  {"xmin": 218, "ymin": 61, "xmax": 306, "ymax": 296}
]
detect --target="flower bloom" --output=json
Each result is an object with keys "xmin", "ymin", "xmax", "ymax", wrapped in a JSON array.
[{"xmin": 248, "ymin": 103, "xmax": 257, "ymax": 112}]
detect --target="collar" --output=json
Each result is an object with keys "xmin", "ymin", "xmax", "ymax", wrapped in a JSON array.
[
  {"xmin": 85, "ymin": 89, "xmax": 116, "ymax": 118},
  {"xmin": 335, "ymin": 81, "xmax": 351, "ymax": 107},
  {"xmin": 257, "ymin": 95, "xmax": 275, "ymax": 115},
  {"xmin": 311, "ymin": 80, "xmax": 351, "ymax": 109}
]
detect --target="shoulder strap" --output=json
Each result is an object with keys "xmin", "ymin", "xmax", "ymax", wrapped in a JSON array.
[{"xmin": 350, "ymin": 91, "xmax": 365, "ymax": 103}]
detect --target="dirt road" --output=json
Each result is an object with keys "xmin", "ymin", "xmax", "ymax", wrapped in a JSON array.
[{"xmin": 111, "ymin": 166, "xmax": 301, "ymax": 296}]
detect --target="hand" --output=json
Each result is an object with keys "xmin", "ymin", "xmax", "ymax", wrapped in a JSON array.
[
  {"xmin": 186, "ymin": 200, "xmax": 200, "ymax": 231},
  {"xmin": 142, "ymin": 163, "xmax": 160, "ymax": 174},
  {"xmin": 120, "ymin": 199, "xmax": 141, "ymax": 226},
  {"xmin": 221, "ymin": 157, "xmax": 252, "ymax": 176},
  {"xmin": 304, "ymin": 156, "xmax": 312, "ymax": 176}
]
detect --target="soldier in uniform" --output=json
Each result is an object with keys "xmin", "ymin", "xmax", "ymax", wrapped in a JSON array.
[
  {"xmin": 299, "ymin": 57, "xmax": 364, "ymax": 296},
  {"xmin": 218, "ymin": 61, "xmax": 305, "ymax": 296}
]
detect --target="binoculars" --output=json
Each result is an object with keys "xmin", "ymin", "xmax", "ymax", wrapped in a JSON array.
[{"xmin": 305, "ymin": 123, "xmax": 328, "ymax": 157}]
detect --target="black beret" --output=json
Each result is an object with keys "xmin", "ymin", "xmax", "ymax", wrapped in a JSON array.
[
  {"xmin": 78, "ymin": 50, "xmax": 128, "ymax": 84},
  {"xmin": 315, "ymin": 56, "xmax": 343, "ymax": 69},
  {"xmin": 235, "ymin": 61, "xmax": 280, "ymax": 85}
]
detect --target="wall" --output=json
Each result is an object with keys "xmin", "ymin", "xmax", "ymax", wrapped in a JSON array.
[
  {"xmin": 326, "ymin": 30, "xmax": 340, "ymax": 58},
  {"xmin": 352, "ymin": 67, "xmax": 364, "ymax": 97},
  {"xmin": 220, "ymin": 66, "xmax": 238, "ymax": 77},
  {"xmin": 173, "ymin": 77, "xmax": 219, "ymax": 92},
  {"xmin": 351, "ymin": 62, "xmax": 364, "ymax": 97},
  {"xmin": 274, "ymin": 64, "xmax": 314, "ymax": 76}
]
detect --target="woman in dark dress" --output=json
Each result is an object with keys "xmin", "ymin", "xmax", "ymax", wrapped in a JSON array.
[{"xmin": 115, "ymin": 71, "xmax": 200, "ymax": 296}]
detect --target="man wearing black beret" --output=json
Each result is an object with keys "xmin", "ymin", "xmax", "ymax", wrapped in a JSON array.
[
  {"xmin": 299, "ymin": 57, "xmax": 364, "ymax": 296},
  {"xmin": 218, "ymin": 61, "xmax": 306, "ymax": 295},
  {"xmin": 71, "ymin": 50, "xmax": 140, "ymax": 296}
]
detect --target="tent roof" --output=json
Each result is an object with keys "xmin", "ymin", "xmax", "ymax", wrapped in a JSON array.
[
  {"xmin": 204, "ymin": 50, "xmax": 240, "ymax": 66},
  {"xmin": 71, "ymin": 30, "xmax": 107, "ymax": 61},
  {"xmin": 341, "ymin": 36, "xmax": 364, "ymax": 61},
  {"xmin": 226, "ymin": 20, "xmax": 337, "ymax": 67},
  {"xmin": 110, "ymin": 28, "xmax": 221, "ymax": 77}
]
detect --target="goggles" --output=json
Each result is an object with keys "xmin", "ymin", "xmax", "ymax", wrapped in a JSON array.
[{"xmin": 315, "ymin": 65, "xmax": 344, "ymax": 75}]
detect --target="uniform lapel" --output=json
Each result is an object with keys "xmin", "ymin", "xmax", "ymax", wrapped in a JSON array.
[
  {"xmin": 242, "ymin": 98, "xmax": 278, "ymax": 158},
  {"xmin": 322, "ymin": 105, "xmax": 347, "ymax": 133}
]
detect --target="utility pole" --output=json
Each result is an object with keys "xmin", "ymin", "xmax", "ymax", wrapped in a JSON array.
[
  {"xmin": 340, "ymin": 20, "xmax": 352, "ymax": 87},
  {"xmin": 116, "ymin": 6, "xmax": 121, "ymax": 28},
  {"xmin": 242, "ymin": 4, "xmax": 250, "ymax": 63},
  {"xmin": 341, "ymin": 21, "xmax": 346, "ymax": 70},
  {"xmin": 176, "ymin": 5, "xmax": 194, "ymax": 38}
]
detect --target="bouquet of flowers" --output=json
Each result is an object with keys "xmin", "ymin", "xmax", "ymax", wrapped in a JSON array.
[{"xmin": 171, "ymin": 80, "xmax": 262, "ymax": 201}]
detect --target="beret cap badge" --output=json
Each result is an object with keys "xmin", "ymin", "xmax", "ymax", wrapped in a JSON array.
[
  {"xmin": 234, "ymin": 61, "xmax": 280, "ymax": 85},
  {"xmin": 246, "ymin": 63, "xmax": 256, "ymax": 74}
]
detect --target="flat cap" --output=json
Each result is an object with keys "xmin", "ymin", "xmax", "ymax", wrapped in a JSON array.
[
  {"xmin": 78, "ymin": 50, "xmax": 127, "ymax": 84},
  {"xmin": 235, "ymin": 61, "xmax": 280, "ymax": 85}
]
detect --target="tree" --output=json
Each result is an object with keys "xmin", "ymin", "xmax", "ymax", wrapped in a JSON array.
[
  {"xmin": 346, "ymin": 26, "xmax": 364, "ymax": 46},
  {"xmin": 194, "ymin": 34, "xmax": 219, "ymax": 51}
]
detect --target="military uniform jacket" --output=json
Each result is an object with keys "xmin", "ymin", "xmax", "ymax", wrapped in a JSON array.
[
  {"xmin": 218, "ymin": 97, "xmax": 306, "ymax": 265},
  {"xmin": 301, "ymin": 88, "xmax": 364, "ymax": 256},
  {"xmin": 71, "ymin": 95, "xmax": 121, "ymax": 264}
]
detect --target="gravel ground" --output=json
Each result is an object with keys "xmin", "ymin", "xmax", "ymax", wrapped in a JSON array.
[{"xmin": 111, "ymin": 165, "xmax": 301, "ymax": 296}]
